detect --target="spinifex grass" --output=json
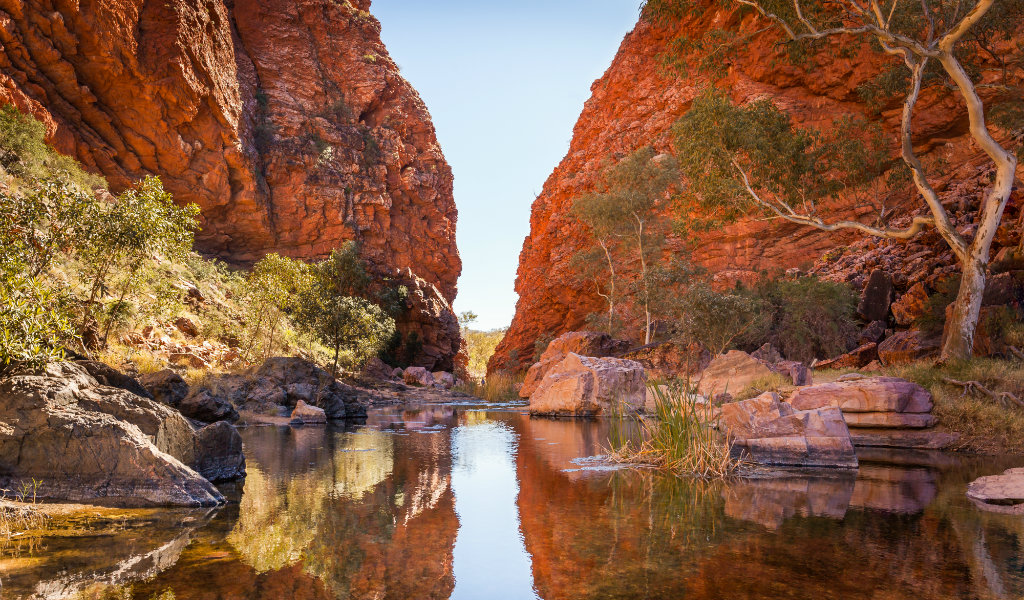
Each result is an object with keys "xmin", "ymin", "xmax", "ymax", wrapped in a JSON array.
[{"xmin": 608, "ymin": 382, "xmax": 739, "ymax": 478}]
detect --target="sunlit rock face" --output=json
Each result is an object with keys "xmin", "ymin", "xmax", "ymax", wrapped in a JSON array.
[
  {"xmin": 490, "ymin": 0, "xmax": 1023, "ymax": 373},
  {"xmin": 0, "ymin": 0, "xmax": 460, "ymax": 367}
]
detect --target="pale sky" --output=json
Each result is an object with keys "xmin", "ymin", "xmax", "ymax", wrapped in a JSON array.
[{"xmin": 373, "ymin": 0, "xmax": 644, "ymax": 331}]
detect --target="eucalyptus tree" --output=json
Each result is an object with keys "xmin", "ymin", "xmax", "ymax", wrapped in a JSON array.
[{"xmin": 659, "ymin": 0, "xmax": 1022, "ymax": 360}]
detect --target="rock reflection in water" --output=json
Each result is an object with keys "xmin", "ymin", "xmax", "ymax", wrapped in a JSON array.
[{"xmin": 3, "ymin": 405, "xmax": 1024, "ymax": 600}]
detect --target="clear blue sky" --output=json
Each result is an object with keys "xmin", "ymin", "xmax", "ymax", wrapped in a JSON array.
[{"xmin": 373, "ymin": 0, "xmax": 644, "ymax": 331}]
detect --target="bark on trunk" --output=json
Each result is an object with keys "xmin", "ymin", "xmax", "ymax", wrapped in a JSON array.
[{"xmin": 943, "ymin": 257, "xmax": 986, "ymax": 361}]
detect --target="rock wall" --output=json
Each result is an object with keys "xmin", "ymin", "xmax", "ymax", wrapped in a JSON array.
[
  {"xmin": 490, "ymin": 3, "xmax": 1022, "ymax": 373},
  {"xmin": 0, "ymin": 0, "xmax": 461, "ymax": 369}
]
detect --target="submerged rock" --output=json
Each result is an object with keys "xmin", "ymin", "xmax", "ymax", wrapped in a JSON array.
[
  {"xmin": 529, "ymin": 353, "xmax": 646, "ymax": 417},
  {"xmin": 290, "ymin": 400, "xmax": 328, "ymax": 425},
  {"xmin": 967, "ymin": 468, "xmax": 1024, "ymax": 514},
  {"xmin": 719, "ymin": 392, "xmax": 858, "ymax": 469},
  {"xmin": 0, "ymin": 363, "xmax": 226, "ymax": 507}
]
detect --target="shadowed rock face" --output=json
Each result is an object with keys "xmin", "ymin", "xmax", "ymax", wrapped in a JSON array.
[
  {"xmin": 490, "ymin": 1, "xmax": 1023, "ymax": 373},
  {"xmin": 0, "ymin": 0, "xmax": 460, "ymax": 367}
]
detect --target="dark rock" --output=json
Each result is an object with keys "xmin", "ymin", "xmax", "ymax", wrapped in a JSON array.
[
  {"xmin": 750, "ymin": 343, "xmax": 783, "ymax": 364},
  {"xmin": 877, "ymin": 330, "xmax": 941, "ymax": 365},
  {"xmin": 0, "ymin": 363, "xmax": 223, "ymax": 507},
  {"xmin": 75, "ymin": 360, "xmax": 153, "ymax": 400},
  {"xmin": 815, "ymin": 343, "xmax": 878, "ymax": 370},
  {"xmin": 621, "ymin": 341, "xmax": 711, "ymax": 379},
  {"xmin": 982, "ymin": 270, "xmax": 1024, "ymax": 306},
  {"xmin": 361, "ymin": 357, "xmax": 396, "ymax": 381},
  {"xmin": 180, "ymin": 388, "xmax": 239, "ymax": 423},
  {"xmin": 192, "ymin": 421, "xmax": 245, "ymax": 482},
  {"xmin": 139, "ymin": 369, "xmax": 189, "ymax": 407},
  {"xmin": 254, "ymin": 357, "xmax": 365, "ymax": 419},
  {"xmin": 858, "ymin": 320, "xmax": 887, "ymax": 345},
  {"xmin": 173, "ymin": 316, "xmax": 200, "ymax": 337},
  {"xmin": 857, "ymin": 269, "xmax": 894, "ymax": 322}
]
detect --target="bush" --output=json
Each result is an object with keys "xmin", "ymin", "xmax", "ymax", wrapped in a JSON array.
[
  {"xmin": 297, "ymin": 294, "xmax": 395, "ymax": 374},
  {"xmin": 739, "ymin": 277, "xmax": 859, "ymax": 363},
  {"xmin": 672, "ymin": 282, "xmax": 767, "ymax": 356},
  {"xmin": 0, "ymin": 104, "xmax": 104, "ymax": 190},
  {"xmin": 0, "ymin": 273, "xmax": 73, "ymax": 372},
  {"xmin": 241, "ymin": 253, "xmax": 312, "ymax": 361}
]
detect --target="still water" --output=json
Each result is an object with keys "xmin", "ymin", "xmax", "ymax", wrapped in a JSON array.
[{"xmin": 3, "ymin": 403, "xmax": 1024, "ymax": 600}]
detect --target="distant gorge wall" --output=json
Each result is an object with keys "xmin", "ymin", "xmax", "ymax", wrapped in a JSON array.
[
  {"xmin": 489, "ymin": 3, "xmax": 1023, "ymax": 374},
  {"xmin": 0, "ymin": 0, "xmax": 462, "ymax": 369}
]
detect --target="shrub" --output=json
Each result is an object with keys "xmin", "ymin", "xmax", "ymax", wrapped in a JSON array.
[
  {"xmin": 739, "ymin": 277, "xmax": 859, "ymax": 363},
  {"xmin": 297, "ymin": 294, "xmax": 395, "ymax": 374},
  {"xmin": 0, "ymin": 104, "xmax": 105, "ymax": 190},
  {"xmin": 671, "ymin": 282, "xmax": 767, "ymax": 356},
  {"xmin": 241, "ymin": 253, "xmax": 312, "ymax": 361},
  {"xmin": 0, "ymin": 273, "xmax": 73, "ymax": 373}
]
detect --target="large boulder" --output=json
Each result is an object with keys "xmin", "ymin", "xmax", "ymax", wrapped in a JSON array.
[
  {"xmin": 697, "ymin": 351, "xmax": 776, "ymax": 396},
  {"xmin": 290, "ymin": 400, "xmax": 328, "ymax": 425},
  {"xmin": 966, "ymin": 468, "xmax": 1024, "ymax": 514},
  {"xmin": 789, "ymin": 377, "xmax": 933, "ymax": 413},
  {"xmin": 621, "ymin": 341, "xmax": 711, "ymax": 380},
  {"xmin": 814, "ymin": 343, "xmax": 879, "ymax": 371},
  {"xmin": 519, "ymin": 331, "xmax": 630, "ymax": 398},
  {"xmin": 529, "ymin": 353, "xmax": 646, "ymax": 417},
  {"xmin": 361, "ymin": 357, "xmax": 396, "ymax": 381},
  {"xmin": 251, "ymin": 357, "xmax": 367, "ymax": 419},
  {"xmin": 180, "ymin": 388, "xmax": 239, "ymax": 423},
  {"xmin": 877, "ymin": 330, "xmax": 941, "ymax": 365},
  {"xmin": 192, "ymin": 421, "xmax": 246, "ymax": 482},
  {"xmin": 891, "ymin": 283, "xmax": 929, "ymax": 326},
  {"xmin": 432, "ymin": 371, "xmax": 456, "ymax": 389},
  {"xmin": 0, "ymin": 363, "xmax": 225, "ymax": 507},
  {"xmin": 139, "ymin": 369, "xmax": 189, "ymax": 407},
  {"xmin": 76, "ymin": 360, "xmax": 153, "ymax": 400},
  {"xmin": 719, "ymin": 392, "xmax": 858, "ymax": 468},
  {"xmin": 857, "ymin": 269, "xmax": 894, "ymax": 321},
  {"xmin": 403, "ymin": 366, "xmax": 435, "ymax": 386}
]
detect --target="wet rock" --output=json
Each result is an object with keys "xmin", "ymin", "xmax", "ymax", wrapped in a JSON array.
[
  {"xmin": 967, "ymin": 468, "xmax": 1024, "ymax": 514},
  {"xmin": 789, "ymin": 377, "xmax": 933, "ymax": 414},
  {"xmin": 519, "ymin": 331, "xmax": 631, "ymax": 398},
  {"xmin": 857, "ymin": 269, "xmax": 894, "ymax": 322},
  {"xmin": 891, "ymin": 283, "xmax": 929, "ymax": 326},
  {"xmin": 180, "ymin": 388, "xmax": 239, "ymax": 423},
  {"xmin": 290, "ymin": 400, "xmax": 328, "ymax": 425},
  {"xmin": 719, "ymin": 392, "xmax": 858, "ymax": 469},
  {"xmin": 696, "ymin": 351, "xmax": 775, "ymax": 396},
  {"xmin": 814, "ymin": 343, "xmax": 878, "ymax": 370},
  {"xmin": 139, "ymin": 369, "xmax": 189, "ymax": 407},
  {"xmin": 529, "ymin": 353, "xmax": 646, "ymax": 417},
  {"xmin": 0, "ymin": 363, "xmax": 224, "ymax": 507},
  {"xmin": 849, "ymin": 429, "xmax": 960, "ymax": 449},
  {"xmin": 192, "ymin": 421, "xmax": 246, "ymax": 482},
  {"xmin": 877, "ymin": 330, "xmax": 941, "ymax": 365},
  {"xmin": 404, "ymin": 366, "xmax": 435, "ymax": 387},
  {"xmin": 76, "ymin": 361, "xmax": 153, "ymax": 400}
]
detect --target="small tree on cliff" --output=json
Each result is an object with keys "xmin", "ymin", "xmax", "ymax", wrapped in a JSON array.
[
  {"xmin": 571, "ymin": 147, "xmax": 677, "ymax": 344},
  {"xmin": 664, "ymin": 0, "xmax": 1022, "ymax": 361}
]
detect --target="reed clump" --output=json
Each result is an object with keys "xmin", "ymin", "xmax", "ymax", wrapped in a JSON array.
[{"xmin": 608, "ymin": 382, "xmax": 739, "ymax": 478}]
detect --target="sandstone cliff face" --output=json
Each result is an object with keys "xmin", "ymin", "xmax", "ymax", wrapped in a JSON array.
[
  {"xmin": 0, "ymin": 0, "xmax": 460, "ymax": 369},
  {"xmin": 490, "ymin": 5, "xmax": 1022, "ymax": 373}
]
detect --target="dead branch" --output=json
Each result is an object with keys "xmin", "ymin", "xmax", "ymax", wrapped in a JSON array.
[{"xmin": 942, "ymin": 377, "xmax": 1024, "ymax": 409}]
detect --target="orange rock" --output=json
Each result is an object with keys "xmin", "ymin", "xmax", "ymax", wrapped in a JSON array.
[{"xmin": 891, "ymin": 283, "xmax": 929, "ymax": 327}]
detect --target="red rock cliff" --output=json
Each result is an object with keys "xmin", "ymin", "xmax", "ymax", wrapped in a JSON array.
[
  {"xmin": 0, "ymin": 0, "xmax": 461, "ymax": 369},
  {"xmin": 490, "ymin": 5, "xmax": 1022, "ymax": 373}
]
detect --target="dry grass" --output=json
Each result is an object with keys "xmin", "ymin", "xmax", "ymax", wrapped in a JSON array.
[
  {"xmin": 731, "ymin": 373, "xmax": 793, "ymax": 401},
  {"xmin": 608, "ymin": 383, "xmax": 739, "ymax": 478},
  {"xmin": 454, "ymin": 371, "xmax": 523, "ymax": 402}
]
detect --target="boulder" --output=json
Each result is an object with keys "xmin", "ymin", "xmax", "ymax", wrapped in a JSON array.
[
  {"xmin": 719, "ymin": 392, "xmax": 858, "ymax": 469},
  {"xmin": 772, "ymin": 360, "xmax": 812, "ymax": 386},
  {"xmin": 858, "ymin": 320, "xmax": 887, "ymax": 345},
  {"xmin": 519, "ymin": 331, "xmax": 631, "ymax": 398},
  {"xmin": 254, "ymin": 357, "xmax": 365, "ymax": 419},
  {"xmin": 392, "ymin": 367, "xmax": 404, "ymax": 379},
  {"xmin": 982, "ymin": 270, "xmax": 1024, "ymax": 306},
  {"xmin": 877, "ymin": 330, "xmax": 941, "ymax": 365},
  {"xmin": 75, "ymin": 361, "xmax": 153, "ymax": 400},
  {"xmin": 788, "ymin": 377, "xmax": 933, "ymax": 414},
  {"xmin": 172, "ymin": 316, "xmax": 200, "ymax": 337},
  {"xmin": 361, "ymin": 357, "xmax": 396, "ymax": 381},
  {"xmin": 967, "ymin": 468, "xmax": 1024, "ymax": 514},
  {"xmin": 432, "ymin": 371, "xmax": 456, "ymax": 389},
  {"xmin": 623, "ymin": 341, "xmax": 711, "ymax": 380},
  {"xmin": 180, "ymin": 388, "xmax": 239, "ymax": 423},
  {"xmin": 697, "ymin": 351, "xmax": 775, "ymax": 396},
  {"xmin": 0, "ymin": 363, "xmax": 224, "ymax": 507},
  {"xmin": 814, "ymin": 343, "xmax": 878, "ymax": 370},
  {"xmin": 891, "ymin": 283, "xmax": 929, "ymax": 326},
  {"xmin": 403, "ymin": 366, "xmax": 435, "ymax": 386},
  {"xmin": 139, "ymin": 369, "xmax": 189, "ymax": 407},
  {"xmin": 529, "ymin": 353, "xmax": 646, "ymax": 417},
  {"xmin": 169, "ymin": 352, "xmax": 208, "ymax": 369},
  {"xmin": 857, "ymin": 269, "xmax": 894, "ymax": 321},
  {"xmin": 842, "ymin": 412, "xmax": 938, "ymax": 429},
  {"xmin": 290, "ymin": 400, "xmax": 328, "ymax": 425},
  {"xmin": 192, "ymin": 421, "xmax": 246, "ymax": 482}
]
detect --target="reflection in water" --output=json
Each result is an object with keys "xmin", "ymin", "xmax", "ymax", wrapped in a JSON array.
[{"xmin": 2, "ymin": 404, "xmax": 1023, "ymax": 599}]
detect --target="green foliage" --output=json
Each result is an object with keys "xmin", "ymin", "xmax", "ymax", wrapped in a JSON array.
[
  {"xmin": 670, "ymin": 282, "xmax": 767, "ymax": 356},
  {"xmin": 0, "ymin": 178, "xmax": 94, "ymax": 277},
  {"xmin": 462, "ymin": 327, "xmax": 505, "ymax": 378},
  {"xmin": 0, "ymin": 104, "xmax": 105, "ymax": 190},
  {"xmin": 0, "ymin": 273, "xmax": 73, "ymax": 372},
  {"xmin": 739, "ymin": 276, "xmax": 859, "ymax": 363},
  {"xmin": 242, "ymin": 253, "xmax": 313, "ymax": 361}
]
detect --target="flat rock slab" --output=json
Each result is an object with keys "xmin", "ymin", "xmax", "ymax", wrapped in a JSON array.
[
  {"xmin": 843, "ymin": 412, "xmax": 938, "ymax": 429},
  {"xmin": 789, "ymin": 377, "xmax": 933, "ymax": 414},
  {"xmin": 849, "ymin": 429, "xmax": 960, "ymax": 449},
  {"xmin": 967, "ymin": 468, "xmax": 1024, "ymax": 514}
]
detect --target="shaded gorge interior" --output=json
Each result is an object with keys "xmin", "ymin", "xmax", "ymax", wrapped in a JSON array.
[{"xmin": 3, "ymin": 404, "xmax": 1023, "ymax": 599}]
